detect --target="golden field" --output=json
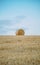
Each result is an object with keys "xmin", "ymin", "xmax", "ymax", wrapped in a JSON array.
[{"xmin": 0, "ymin": 36, "xmax": 40, "ymax": 65}]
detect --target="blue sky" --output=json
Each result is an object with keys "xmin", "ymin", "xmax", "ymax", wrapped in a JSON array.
[{"xmin": 0, "ymin": 0, "xmax": 40, "ymax": 35}]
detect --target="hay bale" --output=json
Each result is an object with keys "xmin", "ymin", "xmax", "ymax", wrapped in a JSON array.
[{"xmin": 16, "ymin": 29, "xmax": 25, "ymax": 35}]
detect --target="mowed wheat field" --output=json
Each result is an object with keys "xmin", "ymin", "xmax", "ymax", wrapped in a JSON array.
[{"xmin": 0, "ymin": 36, "xmax": 40, "ymax": 65}]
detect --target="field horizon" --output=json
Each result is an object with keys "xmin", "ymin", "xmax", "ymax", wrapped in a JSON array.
[{"xmin": 0, "ymin": 36, "xmax": 40, "ymax": 65}]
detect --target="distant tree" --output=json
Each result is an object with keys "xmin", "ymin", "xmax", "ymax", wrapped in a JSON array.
[{"xmin": 16, "ymin": 29, "xmax": 25, "ymax": 35}]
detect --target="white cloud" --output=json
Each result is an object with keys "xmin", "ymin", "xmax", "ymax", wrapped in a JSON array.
[{"xmin": 1, "ymin": 16, "xmax": 31, "ymax": 35}]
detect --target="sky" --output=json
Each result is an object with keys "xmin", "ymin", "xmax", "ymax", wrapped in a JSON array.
[{"xmin": 0, "ymin": 0, "xmax": 40, "ymax": 35}]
